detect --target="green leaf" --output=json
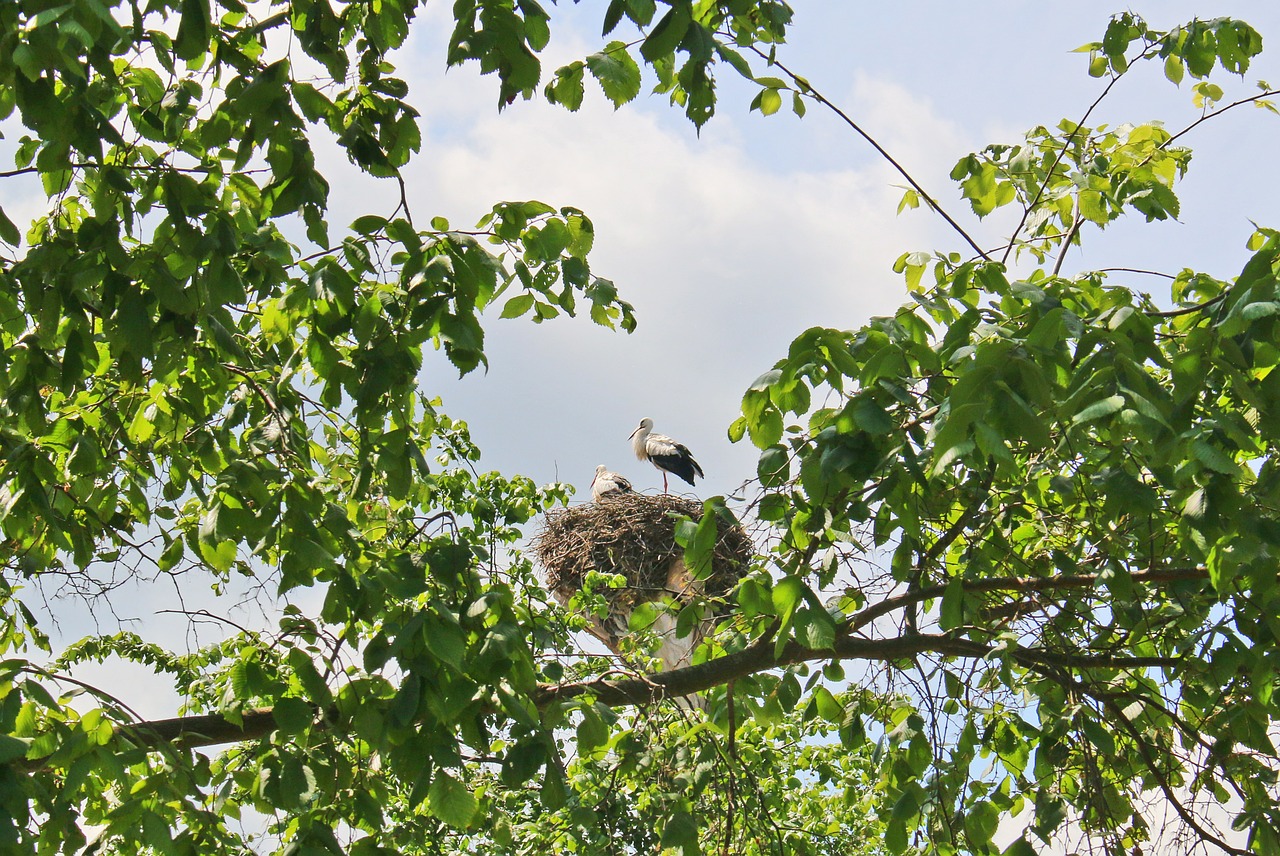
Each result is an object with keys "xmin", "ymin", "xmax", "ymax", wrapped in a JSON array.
[
  {"xmin": 272, "ymin": 697, "xmax": 315, "ymax": 734},
  {"xmin": 586, "ymin": 43, "xmax": 641, "ymax": 107},
  {"xmin": 1184, "ymin": 487, "xmax": 1208, "ymax": 520},
  {"xmin": 659, "ymin": 808, "xmax": 700, "ymax": 854},
  {"xmin": 758, "ymin": 445, "xmax": 790, "ymax": 488},
  {"xmin": 748, "ymin": 407, "xmax": 783, "ymax": 449},
  {"xmin": 1003, "ymin": 838, "xmax": 1038, "ymax": 856},
  {"xmin": 1071, "ymin": 394, "xmax": 1125, "ymax": 425},
  {"xmin": 0, "ymin": 734, "xmax": 32, "ymax": 764},
  {"xmin": 771, "ymin": 576, "xmax": 804, "ymax": 621},
  {"xmin": 813, "ymin": 686, "xmax": 843, "ymax": 723},
  {"xmin": 939, "ymin": 578, "xmax": 964, "ymax": 630},
  {"xmin": 966, "ymin": 799, "xmax": 999, "ymax": 845},
  {"xmin": 428, "ymin": 772, "xmax": 477, "ymax": 829},
  {"xmin": 0, "ymin": 206, "xmax": 21, "ymax": 245},
  {"xmin": 853, "ymin": 398, "xmax": 894, "ymax": 434},
  {"xmin": 727, "ymin": 416, "xmax": 747, "ymax": 443},
  {"xmin": 500, "ymin": 294, "xmax": 535, "ymax": 319},
  {"xmin": 885, "ymin": 787, "xmax": 919, "ymax": 854},
  {"xmin": 794, "ymin": 606, "xmax": 836, "ymax": 650},
  {"xmin": 1191, "ymin": 439, "xmax": 1240, "ymax": 475},
  {"xmin": 546, "ymin": 62, "xmax": 586, "ymax": 111},
  {"xmin": 758, "ymin": 88, "xmax": 782, "ymax": 116},
  {"xmin": 602, "ymin": 0, "xmax": 625, "ymax": 35},
  {"xmin": 174, "ymin": 0, "xmax": 212, "ymax": 60},
  {"xmin": 351, "ymin": 215, "xmax": 387, "ymax": 235},
  {"xmin": 640, "ymin": 4, "xmax": 691, "ymax": 62},
  {"xmin": 576, "ymin": 706, "xmax": 609, "ymax": 754},
  {"xmin": 541, "ymin": 765, "xmax": 568, "ymax": 809},
  {"xmin": 423, "ymin": 616, "xmax": 467, "ymax": 669}
]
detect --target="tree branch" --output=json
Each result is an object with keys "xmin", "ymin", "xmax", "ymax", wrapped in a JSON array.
[
  {"xmin": 1162, "ymin": 89, "xmax": 1280, "ymax": 151},
  {"xmin": 36, "ymin": 616, "xmax": 1190, "ymax": 766},
  {"xmin": 746, "ymin": 48, "xmax": 990, "ymax": 262},
  {"xmin": 1001, "ymin": 74, "xmax": 1121, "ymax": 265}
]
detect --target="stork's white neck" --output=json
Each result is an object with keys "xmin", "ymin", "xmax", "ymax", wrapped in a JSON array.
[{"xmin": 631, "ymin": 427, "xmax": 649, "ymax": 460}]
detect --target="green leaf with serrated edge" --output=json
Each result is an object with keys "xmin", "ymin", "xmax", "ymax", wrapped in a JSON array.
[
  {"xmin": 500, "ymin": 294, "xmax": 535, "ymax": 319},
  {"xmin": 639, "ymin": 4, "xmax": 690, "ymax": 62},
  {"xmin": 586, "ymin": 43, "xmax": 641, "ymax": 107},
  {"xmin": 428, "ymin": 772, "xmax": 477, "ymax": 828}
]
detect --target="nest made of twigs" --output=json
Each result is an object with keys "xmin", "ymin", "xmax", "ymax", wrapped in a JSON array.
[{"xmin": 534, "ymin": 492, "xmax": 753, "ymax": 616}]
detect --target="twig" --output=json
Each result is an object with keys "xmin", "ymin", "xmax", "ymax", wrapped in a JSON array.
[
  {"xmin": 220, "ymin": 363, "xmax": 278, "ymax": 414},
  {"xmin": 1001, "ymin": 74, "xmax": 1122, "ymax": 265},
  {"xmin": 1052, "ymin": 209, "xmax": 1085, "ymax": 277},
  {"xmin": 746, "ymin": 48, "xmax": 990, "ymax": 261},
  {"xmin": 1095, "ymin": 267, "xmax": 1175, "ymax": 279},
  {"xmin": 1149, "ymin": 293, "xmax": 1226, "ymax": 318},
  {"xmin": 1161, "ymin": 89, "xmax": 1280, "ymax": 151}
]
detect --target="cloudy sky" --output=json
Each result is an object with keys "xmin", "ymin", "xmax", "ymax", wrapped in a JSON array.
[
  {"xmin": 16, "ymin": 2, "xmax": 1280, "ymax": 720},
  {"xmin": 377, "ymin": 0, "xmax": 1280, "ymax": 504}
]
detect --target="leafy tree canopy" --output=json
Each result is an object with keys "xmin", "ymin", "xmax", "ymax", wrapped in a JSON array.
[{"xmin": 1, "ymin": 2, "xmax": 1279, "ymax": 855}]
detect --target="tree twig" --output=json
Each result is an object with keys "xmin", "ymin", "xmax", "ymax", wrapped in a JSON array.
[
  {"xmin": 1001, "ymin": 74, "xmax": 1122, "ymax": 265},
  {"xmin": 746, "ymin": 48, "xmax": 990, "ymax": 262}
]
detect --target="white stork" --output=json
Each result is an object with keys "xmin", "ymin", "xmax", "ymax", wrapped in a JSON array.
[
  {"xmin": 590, "ymin": 465, "xmax": 633, "ymax": 501},
  {"xmin": 629, "ymin": 417, "xmax": 704, "ymax": 493}
]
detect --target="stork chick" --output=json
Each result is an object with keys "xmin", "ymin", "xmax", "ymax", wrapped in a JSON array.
[{"xmin": 590, "ymin": 465, "xmax": 633, "ymax": 501}]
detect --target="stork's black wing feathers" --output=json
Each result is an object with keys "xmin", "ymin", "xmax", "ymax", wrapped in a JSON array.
[{"xmin": 649, "ymin": 448, "xmax": 703, "ymax": 486}]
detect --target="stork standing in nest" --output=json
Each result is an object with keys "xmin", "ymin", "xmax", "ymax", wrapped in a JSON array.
[
  {"xmin": 590, "ymin": 465, "xmax": 632, "ymax": 501},
  {"xmin": 629, "ymin": 417, "xmax": 704, "ymax": 493}
]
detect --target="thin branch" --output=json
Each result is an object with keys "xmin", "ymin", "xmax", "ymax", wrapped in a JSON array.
[
  {"xmin": 1162, "ymin": 89, "xmax": 1280, "ymax": 151},
  {"xmin": 220, "ymin": 363, "xmax": 279, "ymax": 414},
  {"xmin": 844, "ymin": 566, "xmax": 1208, "ymax": 635},
  {"xmin": 1052, "ymin": 209, "xmax": 1085, "ymax": 277},
  {"xmin": 1095, "ymin": 267, "xmax": 1176, "ymax": 279},
  {"xmin": 746, "ymin": 48, "xmax": 990, "ymax": 261},
  {"xmin": 1048, "ymin": 666, "xmax": 1252, "ymax": 856},
  {"xmin": 1149, "ymin": 293, "xmax": 1226, "ymax": 318},
  {"xmin": 0, "ymin": 162, "xmax": 265, "ymax": 180},
  {"xmin": 1002, "ymin": 74, "xmax": 1122, "ymax": 265}
]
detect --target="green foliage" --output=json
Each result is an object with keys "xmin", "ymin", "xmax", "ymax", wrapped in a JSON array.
[
  {"xmin": 544, "ymin": 0, "xmax": 795, "ymax": 128},
  {"xmin": 731, "ymin": 14, "xmax": 1280, "ymax": 853},
  {"xmin": 4, "ymin": 3, "xmax": 1280, "ymax": 856}
]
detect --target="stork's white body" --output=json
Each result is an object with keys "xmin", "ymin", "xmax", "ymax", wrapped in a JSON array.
[
  {"xmin": 590, "ymin": 465, "xmax": 633, "ymax": 501},
  {"xmin": 629, "ymin": 417, "xmax": 704, "ymax": 493}
]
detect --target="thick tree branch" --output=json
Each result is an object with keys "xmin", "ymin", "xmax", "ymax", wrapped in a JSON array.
[{"xmin": 39, "ymin": 617, "xmax": 1189, "ymax": 764}]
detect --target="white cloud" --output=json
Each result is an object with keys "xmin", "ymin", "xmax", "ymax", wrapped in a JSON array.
[{"xmin": 307, "ymin": 34, "xmax": 978, "ymax": 496}]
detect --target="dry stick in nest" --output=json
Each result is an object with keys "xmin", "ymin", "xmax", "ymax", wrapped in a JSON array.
[
  {"xmin": 533, "ymin": 493, "xmax": 754, "ymax": 657},
  {"xmin": 535, "ymin": 493, "xmax": 752, "ymax": 606}
]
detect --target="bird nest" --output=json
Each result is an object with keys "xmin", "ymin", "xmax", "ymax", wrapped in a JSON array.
[{"xmin": 534, "ymin": 493, "xmax": 753, "ymax": 617}]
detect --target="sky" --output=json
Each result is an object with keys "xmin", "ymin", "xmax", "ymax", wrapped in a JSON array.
[
  {"xmin": 367, "ymin": 0, "xmax": 1280, "ymax": 508},
  {"xmin": 11, "ymin": 0, "xmax": 1280, "ymax": 732}
]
